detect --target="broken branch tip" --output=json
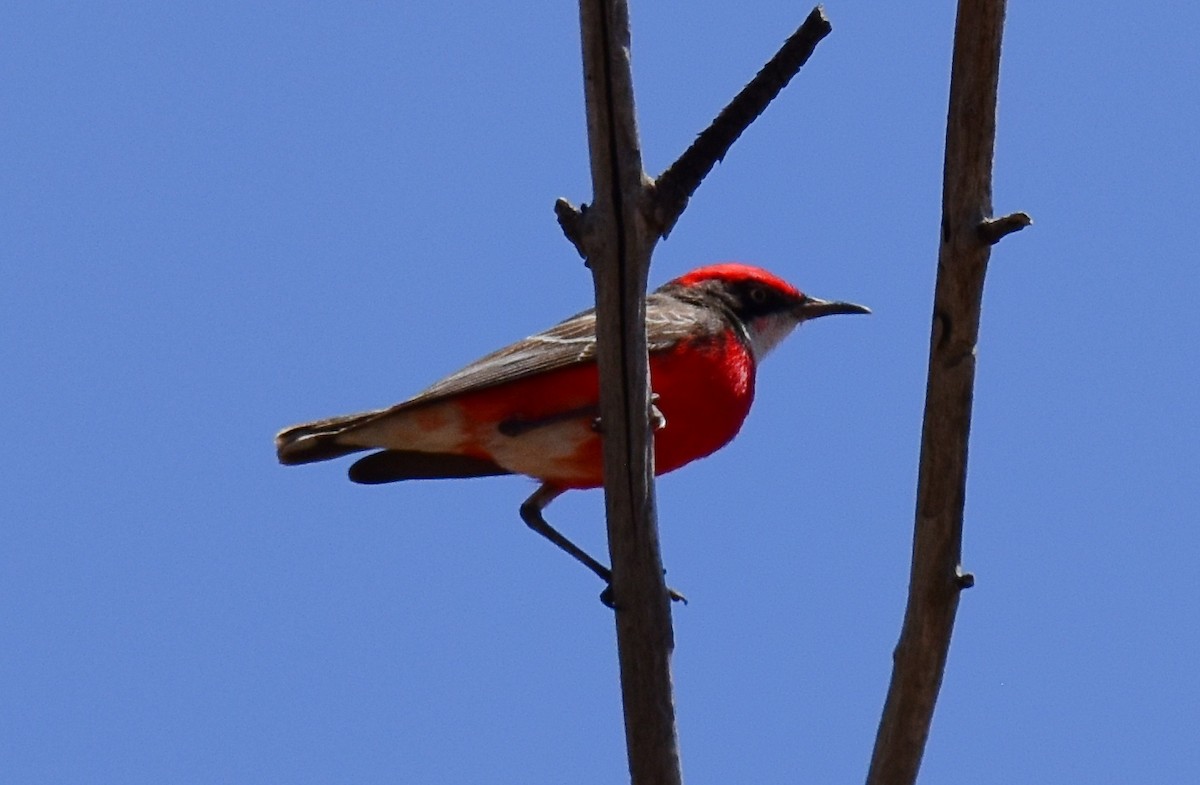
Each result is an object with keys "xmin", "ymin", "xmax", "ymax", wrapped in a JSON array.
[{"xmin": 978, "ymin": 211, "xmax": 1032, "ymax": 245}]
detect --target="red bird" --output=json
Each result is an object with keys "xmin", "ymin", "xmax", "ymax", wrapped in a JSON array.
[{"xmin": 276, "ymin": 263, "xmax": 868, "ymax": 599}]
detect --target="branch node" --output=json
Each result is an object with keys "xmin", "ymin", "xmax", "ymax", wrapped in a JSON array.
[
  {"xmin": 554, "ymin": 197, "xmax": 588, "ymax": 259},
  {"xmin": 977, "ymin": 211, "xmax": 1032, "ymax": 245},
  {"xmin": 956, "ymin": 568, "xmax": 976, "ymax": 590}
]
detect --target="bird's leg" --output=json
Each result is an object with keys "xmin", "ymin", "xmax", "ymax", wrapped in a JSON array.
[
  {"xmin": 520, "ymin": 483, "xmax": 612, "ymax": 586},
  {"xmin": 519, "ymin": 483, "xmax": 687, "ymax": 607}
]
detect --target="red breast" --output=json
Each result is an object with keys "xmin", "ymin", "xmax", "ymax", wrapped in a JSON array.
[{"xmin": 435, "ymin": 326, "xmax": 755, "ymax": 489}]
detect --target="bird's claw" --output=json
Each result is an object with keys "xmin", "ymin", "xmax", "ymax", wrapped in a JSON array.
[
  {"xmin": 591, "ymin": 397, "xmax": 664, "ymax": 433},
  {"xmin": 649, "ymin": 393, "xmax": 667, "ymax": 431},
  {"xmin": 599, "ymin": 583, "xmax": 688, "ymax": 609}
]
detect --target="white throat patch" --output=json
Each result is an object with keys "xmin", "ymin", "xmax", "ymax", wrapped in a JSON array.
[{"xmin": 746, "ymin": 312, "xmax": 801, "ymax": 361}]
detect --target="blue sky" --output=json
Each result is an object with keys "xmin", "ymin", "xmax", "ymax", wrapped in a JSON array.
[{"xmin": 4, "ymin": 3, "xmax": 1197, "ymax": 783}]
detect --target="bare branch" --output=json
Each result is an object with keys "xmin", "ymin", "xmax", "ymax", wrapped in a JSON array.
[
  {"xmin": 573, "ymin": 1, "xmax": 681, "ymax": 784},
  {"xmin": 651, "ymin": 6, "xmax": 832, "ymax": 237},
  {"xmin": 560, "ymin": 4, "xmax": 840, "ymax": 783},
  {"xmin": 866, "ymin": 1, "xmax": 1029, "ymax": 784}
]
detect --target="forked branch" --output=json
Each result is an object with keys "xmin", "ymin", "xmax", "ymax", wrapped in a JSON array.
[
  {"xmin": 573, "ymin": 0, "xmax": 681, "ymax": 783},
  {"xmin": 563, "ymin": 4, "xmax": 834, "ymax": 784}
]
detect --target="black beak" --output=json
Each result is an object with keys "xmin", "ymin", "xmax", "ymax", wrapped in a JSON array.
[{"xmin": 795, "ymin": 295, "xmax": 872, "ymax": 321}]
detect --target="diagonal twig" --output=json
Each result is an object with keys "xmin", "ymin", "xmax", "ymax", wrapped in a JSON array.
[{"xmin": 651, "ymin": 6, "xmax": 832, "ymax": 237}]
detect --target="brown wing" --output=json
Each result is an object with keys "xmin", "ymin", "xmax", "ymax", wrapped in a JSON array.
[
  {"xmin": 275, "ymin": 290, "xmax": 720, "ymax": 467},
  {"xmin": 400, "ymin": 291, "xmax": 713, "ymax": 408},
  {"xmin": 411, "ymin": 306, "xmax": 599, "ymax": 402}
]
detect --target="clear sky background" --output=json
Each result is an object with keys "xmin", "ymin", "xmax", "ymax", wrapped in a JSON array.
[{"xmin": 4, "ymin": 3, "xmax": 1197, "ymax": 783}]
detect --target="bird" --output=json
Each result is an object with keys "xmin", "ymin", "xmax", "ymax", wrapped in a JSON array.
[{"xmin": 276, "ymin": 263, "xmax": 868, "ymax": 601}]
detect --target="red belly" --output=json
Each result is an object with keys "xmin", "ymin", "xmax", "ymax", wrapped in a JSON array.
[{"xmin": 445, "ymin": 331, "xmax": 757, "ymax": 488}]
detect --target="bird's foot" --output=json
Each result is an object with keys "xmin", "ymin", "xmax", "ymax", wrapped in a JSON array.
[
  {"xmin": 599, "ymin": 581, "xmax": 688, "ymax": 609},
  {"xmin": 649, "ymin": 393, "xmax": 667, "ymax": 431},
  {"xmin": 588, "ymin": 395, "xmax": 664, "ymax": 433}
]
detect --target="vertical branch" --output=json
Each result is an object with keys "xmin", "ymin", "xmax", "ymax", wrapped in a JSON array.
[
  {"xmin": 559, "ymin": 5, "xmax": 836, "ymax": 783},
  {"xmin": 574, "ymin": 1, "xmax": 681, "ymax": 783},
  {"xmin": 865, "ymin": 1, "xmax": 1029, "ymax": 784}
]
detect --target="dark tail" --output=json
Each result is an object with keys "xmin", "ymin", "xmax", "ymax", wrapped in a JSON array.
[
  {"xmin": 276, "ymin": 410, "xmax": 512, "ymax": 485},
  {"xmin": 274, "ymin": 411, "xmax": 385, "ymax": 465}
]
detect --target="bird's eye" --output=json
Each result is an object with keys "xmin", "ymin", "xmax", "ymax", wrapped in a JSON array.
[{"xmin": 749, "ymin": 286, "xmax": 767, "ymax": 304}]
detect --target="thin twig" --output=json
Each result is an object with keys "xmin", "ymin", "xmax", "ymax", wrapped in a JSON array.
[
  {"xmin": 979, "ymin": 211, "xmax": 1031, "ymax": 244},
  {"xmin": 554, "ymin": 198, "xmax": 588, "ymax": 259},
  {"xmin": 865, "ymin": 2, "xmax": 1028, "ymax": 784},
  {"xmin": 651, "ymin": 6, "xmax": 832, "ymax": 237}
]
